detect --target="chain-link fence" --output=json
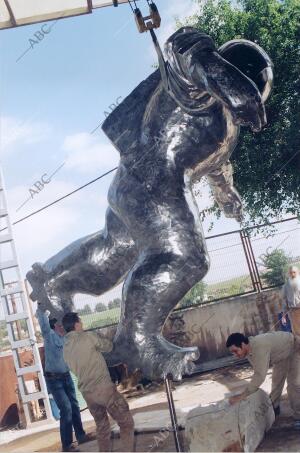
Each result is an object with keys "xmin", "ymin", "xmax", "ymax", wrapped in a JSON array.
[
  {"xmin": 73, "ymin": 284, "xmax": 122, "ymax": 330},
  {"xmin": 1, "ymin": 218, "xmax": 299, "ymax": 340},
  {"xmin": 71, "ymin": 217, "xmax": 300, "ymax": 327},
  {"xmin": 178, "ymin": 217, "xmax": 300, "ymax": 310},
  {"xmin": 204, "ymin": 231, "xmax": 254, "ymax": 300},
  {"xmin": 251, "ymin": 217, "xmax": 300, "ymax": 289}
]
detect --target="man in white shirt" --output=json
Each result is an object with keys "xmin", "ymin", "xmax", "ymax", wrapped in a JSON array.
[{"xmin": 282, "ymin": 266, "xmax": 300, "ymax": 335}]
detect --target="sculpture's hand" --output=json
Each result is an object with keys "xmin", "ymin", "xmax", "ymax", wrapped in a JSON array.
[
  {"xmin": 214, "ymin": 187, "xmax": 244, "ymax": 223},
  {"xmin": 233, "ymin": 94, "xmax": 266, "ymax": 132},
  {"xmin": 27, "ymin": 263, "xmax": 67, "ymax": 320},
  {"xmin": 207, "ymin": 162, "xmax": 244, "ymax": 223}
]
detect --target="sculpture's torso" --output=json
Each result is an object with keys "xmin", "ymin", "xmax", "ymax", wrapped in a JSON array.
[
  {"xmin": 107, "ymin": 80, "xmax": 239, "ymax": 253},
  {"xmin": 142, "ymin": 82, "xmax": 239, "ymax": 183},
  {"xmin": 108, "ymin": 80, "xmax": 239, "ymax": 207},
  {"xmin": 27, "ymin": 27, "xmax": 272, "ymax": 380}
]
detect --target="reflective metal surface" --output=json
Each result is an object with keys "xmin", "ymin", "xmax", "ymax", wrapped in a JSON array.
[{"xmin": 27, "ymin": 27, "xmax": 273, "ymax": 380}]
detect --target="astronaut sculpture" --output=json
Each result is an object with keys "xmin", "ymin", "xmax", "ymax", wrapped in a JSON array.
[{"xmin": 27, "ymin": 27, "xmax": 273, "ymax": 380}]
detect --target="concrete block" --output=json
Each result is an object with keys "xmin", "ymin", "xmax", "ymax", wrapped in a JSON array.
[{"xmin": 185, "ymin": 389, "xmax": 275, "ymax": 452}]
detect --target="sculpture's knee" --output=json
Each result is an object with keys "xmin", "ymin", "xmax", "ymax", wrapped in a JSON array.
[
  {"xmin": 197, "ymin": 253, "xmax": 210, "ymax": 278},
  {"xmin": 183, "ymin": 252, "xmax": 210, "ymax": 285}
]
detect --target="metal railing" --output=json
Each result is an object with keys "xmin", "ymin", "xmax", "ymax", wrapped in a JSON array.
[{"xmin": 74, "ymin": 216, "xmax": 300, "ymax": 329}]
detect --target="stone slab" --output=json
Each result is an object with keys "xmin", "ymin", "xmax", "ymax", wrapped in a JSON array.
[{"xmin": 185, "ymin": 389, "xmax": 275, "ymax": 452}]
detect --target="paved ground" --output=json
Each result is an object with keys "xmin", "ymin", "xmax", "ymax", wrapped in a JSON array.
[{"xmin": 1, "ymin": 364, "xmax": 299, "ymax": 452}]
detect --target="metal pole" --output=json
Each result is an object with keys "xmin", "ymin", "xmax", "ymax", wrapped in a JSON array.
[
  {"xmin": 240, "ymin": 230, "xmax": 257, "ymax": 292},
  {"xmin": 164, "ymin": 374, "xmax": 182, "ymax": 452},
  {"xmin": 244, "ymin": 231, "xmax": 263, "ymax": 291},
  {"xmin": 242, "ymin": 231, "xmax": 260, "ymax": 291}
]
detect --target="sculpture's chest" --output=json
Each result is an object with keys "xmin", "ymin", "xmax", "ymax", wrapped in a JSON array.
[{"xmin": 161, "ymin": 102, "xmax": 239, "ymax": 176}]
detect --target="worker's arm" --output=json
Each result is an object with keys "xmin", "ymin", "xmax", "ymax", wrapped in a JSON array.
[
  {"xmin": 35, "ymin": 306, "xmax": 51, "ymax": 338},
  {"xmin": 244, "ymin": 346, "xmax": 271, "ymax": 396},
  {"xmin": 184, "ymin": 44, "xmax": 266, "ymax": 131},
  {"xmin": 229, "ymin": 346, "xmax": 271, "ymax": 405},
  {"xmin": 88, "ymin": 331, "xmax": 113, "ymax": 353}
]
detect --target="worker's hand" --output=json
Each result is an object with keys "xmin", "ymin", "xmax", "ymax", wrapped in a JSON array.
[
  {"xmin": 229, "ymin": 394, "xmax": 245, "ymax": 405},
  {"xmin": 281, "ymin": 314, "xmax": 287, "ymax": 326}
]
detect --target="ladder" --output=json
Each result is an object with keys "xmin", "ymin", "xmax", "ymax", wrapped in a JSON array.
[{"xmin": 0, "ymin": 169, "xmax": 53, "ymax": 427}]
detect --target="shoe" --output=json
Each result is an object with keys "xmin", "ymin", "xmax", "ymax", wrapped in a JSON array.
[
  {"xmin": 62, "ymin": 445, "xmax": 80, "ymax": 452},
  {"xmin": 77, "ymin": 433, "xmax": 95, "ymax": 444},
  {"xmin": 273, "ymin": 405, "xmax": 280, "ymax": 417}
]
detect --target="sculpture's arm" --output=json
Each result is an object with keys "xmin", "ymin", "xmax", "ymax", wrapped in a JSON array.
[
  {"xmin": 207, "ymin": 161, "xmax": 243, "ymax": 222},
  {"xmin": 186, "ymin": 47, "xmax": 266, "ymax": 131}
]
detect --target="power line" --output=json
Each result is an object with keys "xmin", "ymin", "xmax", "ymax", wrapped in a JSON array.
[
  {"xmin": 0, "ymin": 167, "xmax": 118, "ymax": 232},
  {"xmin": 1, "ymin": 163, "xmax": 299, "ymax": 250},
  {"xmin": 208, "ymin": 227, "xmax": 300, "ymax": 253}
]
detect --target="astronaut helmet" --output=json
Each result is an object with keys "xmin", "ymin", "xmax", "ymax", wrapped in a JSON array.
[{"xmin": 218, "ymin": 39, "xmax": 273, "ymax": 102}]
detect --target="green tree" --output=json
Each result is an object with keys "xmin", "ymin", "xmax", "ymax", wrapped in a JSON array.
[
  {"xmin": 108, "ymin": 298, "xmax": 121, "ymax": 310},
  {"xmin": 79, "ymin": 304, "xmax": 92, "ymax": 315},
  {"xmin": 261, "ymin": 249, "xmax": 290, "ymax": 286},
  {"xmin": 226, "ymin": 280, "xmax": 248, "ymax": 297},
  {"xmin": 94, "ymin": 302, "xmax": 107, "ymax": 313},
  {"xmin": 184, "ymin": 0, "xmax": 300, "ymax": 224},
  {"xmin": 179, "ymin": 281, "xmax": 207, "ymax": 308}
]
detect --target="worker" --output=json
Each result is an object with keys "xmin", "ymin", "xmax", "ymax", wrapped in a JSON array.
[
  {"xmin": 226, "ymin": 331, "xmax": 300, "ymax": 426},
  {"xmin": 282, "ymin": 265, "xmax": 300, "ymax": 335},
  {"xmin": 62, "ymin": 312, "xmax": 134, "ymax": 452},
  {"xmin": 36, "ymin": 305, "xmax": 92, "ymax": 452}
]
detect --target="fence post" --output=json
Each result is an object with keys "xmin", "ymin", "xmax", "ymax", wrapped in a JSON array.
[{"xmin": 240, "ymin": 230, "xmax": 263, "ymax": 292}]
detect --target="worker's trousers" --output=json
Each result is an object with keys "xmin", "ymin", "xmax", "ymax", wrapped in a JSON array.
[
  {"xmin": 83, "ymin": 382, "xmax": 134, "ymax": 452},
  {"xmin": 270, "ymin": 336, "xmax": 300, "ymax": 419}
]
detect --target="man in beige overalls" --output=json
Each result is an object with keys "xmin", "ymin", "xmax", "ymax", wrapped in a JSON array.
[
  {"xmin": 226, "ymin": 331, "xmax": 300, "ymax": 424},
  {"xmin": 62, "ymin": 312, "xmax": 134, "ymax": 452}
]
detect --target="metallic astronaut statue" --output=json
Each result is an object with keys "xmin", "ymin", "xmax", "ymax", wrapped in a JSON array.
[{"xmin": 27, "ymin": 27, "xmax": 273, "ymax": 380}]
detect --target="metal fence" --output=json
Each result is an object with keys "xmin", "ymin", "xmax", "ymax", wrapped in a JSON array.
[
  {"xmin": 200, "ymin": 216, "xmax": 300, "ymax": 302},
  {"xmin": 0, "ymin": 217, "xmax": 299, "ymax": 348},
  {"xmin": 72, "ymin": 216, "xmax": 300, "ymax": 328}
]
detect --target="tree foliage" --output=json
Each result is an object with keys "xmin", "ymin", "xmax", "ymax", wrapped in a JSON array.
[
  {"xmin": 95, "ymin": 302, "xmax": 107, "ymax": 312},
  {"xmin": 186, "ymin": 0, "xmax": 300, "ymax": 224},
  {"xmin": 179, "ymin": 281, "xmax": 207, "ymax": 308},
  {"xmin": 261, "ymin": 248, "xmax": 290, "ymax": 286},
  {"xmin": 78, "ymin": 304, "xmax": 92, "ymax": 315},
  {"xmin": 108, "ymin": 298, "xmax": 122, "ymax": 310}
]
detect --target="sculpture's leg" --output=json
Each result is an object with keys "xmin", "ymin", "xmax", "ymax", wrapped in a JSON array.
[
  {"xmin": 27, "ymin": 208, "xmax": 137, "ymax": 318},
  {"xmin": 107, "ymin": 175, "xmax": 210, "ymax": 379}
]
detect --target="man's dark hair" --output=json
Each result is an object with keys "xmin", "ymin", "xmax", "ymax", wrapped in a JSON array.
[
  {"xmin": 62, "ymin": 312, "xmax": 80, "ymax": 333},
  {"xmin": 226, "ymin": 333, "xmax": 249, "ymax": 348},
  {"xmin": 49, "ymin": 318, "xmax": 58, "ymax": 330}
]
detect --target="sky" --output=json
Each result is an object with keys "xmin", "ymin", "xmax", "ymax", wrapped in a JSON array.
[{"xmin": 0, "ymin": 0, "xmax": 298, "ymax": 311}]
